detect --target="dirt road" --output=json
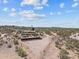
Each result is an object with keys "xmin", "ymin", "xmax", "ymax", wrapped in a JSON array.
[{"xmin": 23, "ymin": 35, "xmax": 59, "ymax": 59}]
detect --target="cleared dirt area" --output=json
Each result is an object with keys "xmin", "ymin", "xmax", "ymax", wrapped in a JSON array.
[
  {"xmin": 40, "ymin": 39, "xmax": 59, "ymax": 59},
  {"xmin": 0, "ymin": 34, "xmax": 60, "ymax": 59},
  {"xmin": 23, "ymin": 35, "xmax": 59, "ymax": 59},
  {"xmin": 0, "ymin": 44, "xmax": 21, "ymax": 59}
]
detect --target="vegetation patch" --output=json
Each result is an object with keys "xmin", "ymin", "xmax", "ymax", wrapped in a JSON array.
[
  {"xmin": 59, "ymin": 49, "xmax": 70, "ymax": 59},
  {"xmin": 65, "ymin": 39, "xmax": 79, "ymax": 50},
  {"xmin": 15, "ymin": 47, "xmax": 27, "ymax": 57}
]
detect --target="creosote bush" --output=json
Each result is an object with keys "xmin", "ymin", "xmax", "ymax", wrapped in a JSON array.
[
  {"xmin": 8, "ymin": 44, "xmax": 12, "ymax": 48},
  {"xmin": 59, "ymin": 49, "xmax": 70, "ymax": 59},
  {"xmin": 14, "ymin": 39, "xmax": 19, "ymax": 45},
  {"xmin": 65, "ymin": 39, "xmax": 79, "ymax": 50},
  {"xmin": 15, "ymin": 47, "xmax": 27, "ymax": 57}
]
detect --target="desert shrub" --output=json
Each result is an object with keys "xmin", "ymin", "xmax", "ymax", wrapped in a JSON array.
[
  {"xmin": 44, "ymin": 29, "xmax": 52, "ymax": 35},
  {"xmin": 14, "ymin": 39, "xmax": 19, "ymax": 45},
  {"xmin": 15, "ymin": 47, "xmax": 27, "ymax": 57},
  {"xmin": 0, "ymin": 42, "xmax": 3, "ymax": 46},
  {"xmin": 55, "ymin": 38, "xmax": 64, "ymax": 49},
  {"xmin": 59, "ymin": 49, "xmax": 70, "ymax": 59},
  {"xmin": 24, "ymin": 57, "xmax": 27, "ymax": 59},
  {"xmin": 55, "ymin": 41, "xmax": 61, "ymax": 49},
  {"xmin": 7, "ymin": 44, "xmax": 12, "ymax": 48},
  {"xmin": 0, "ymin": 40, "xmax": 4, "ymax": 46},
  {"xmin": 60, "ymin": 54, "xmax": 70, "ymax": 59},
  {"xmin": 65, "ymin": 39, "xmax": 79, "ymax": 50},
  {"xmin": 39, "ymin": 29, "xmax": 52, "ymax": 35},
  {"xmin": 45, "ymin": 30, "xmax": 52, "ymax": 35},
  {"xmin": 76, "ymin": 53, "xmax": 79, "ymax": 59}
]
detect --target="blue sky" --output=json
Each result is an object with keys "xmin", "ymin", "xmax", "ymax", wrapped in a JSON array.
[{"xmin": 0, "ymin": 0, "xmax": 79, "ymax": 28}]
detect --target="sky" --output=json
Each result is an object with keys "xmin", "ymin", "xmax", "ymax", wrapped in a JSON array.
[{"xmin": 0, "ymin": 0, "xmax": 79, "ymax": 28}]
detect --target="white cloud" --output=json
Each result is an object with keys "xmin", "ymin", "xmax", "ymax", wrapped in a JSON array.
[
  {"xmin": 57, "ymin": 12, "xmax": 61, "ymax": 15},
  {"xmin": 66, "ymin": 10, "xmax": 74, "ymax": 13},
  {"xmin": 19, "ymin": 10, "xmax": 45, "ymax": 20},
  {"xmin": 21, "ymin": 0, "xmax": 49, "ymax": 10},
  {"xmin": 21, "ymin": 0, "xmax": 48, "ymax": 9},
  {"xmin": 72, "ymin": 2, "xmax": 78, "ymax": 7},
  {"xmin": 9, "ymin": 12, "xmax": 16, "ymax": 17},
  {"xmin": 21, "ymin": 0, "xmax": 39, "ymax": 6},
  {"xmin": 73, "ymin": 0, "xmax": 77, "ymax": 1},
  {"xmin": 60, "ymin": 3, "xmax": 64, "ymax": 8},
  {"xmin": 34, "ymin": 6, "xmax": 43, "ymax": 10},
  {"xmin": 50, "ymin": 12, "xmax": 54, "ymax": 15},
  {"xmin": 3, "ymin": 0, "xmax": 8, "ymax": 3},
  {"xmin": 73, "ymin": 0, "xmax": 79, "ymax": 2},
  {"xmin": 9, "ymin": 8, "xmax": 17, "ymax": 17},
  {"xmin": 3, "ymin": 7, "xmax": 8, "ymax": 12},
  {"xmin": 11, "ymin": 8, "xmax": 16, "ymax": 11},
  {"xmin": 21, "ymin": 0, "xmax": 48, "ymax": 6},
  {"xmin": 42, "ymin": 0, "xmax": 48, "ymax": 5}
]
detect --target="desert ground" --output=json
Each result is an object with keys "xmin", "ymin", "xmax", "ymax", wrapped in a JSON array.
[{"xmin": 0, "ymin": 26, "xmax": 79, "ymax": 59}]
